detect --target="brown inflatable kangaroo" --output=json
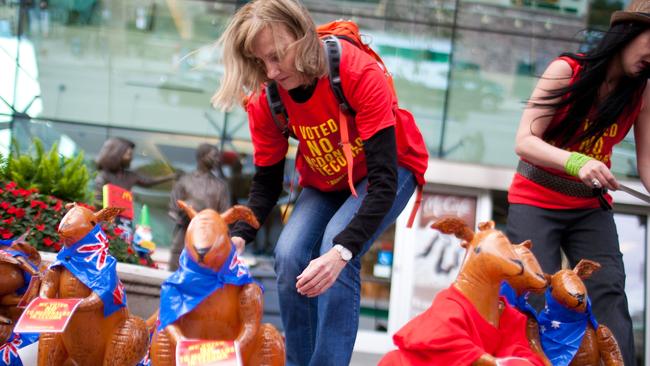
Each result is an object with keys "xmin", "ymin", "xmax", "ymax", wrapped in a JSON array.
[
  {"xmin": 433, "ymin": 217, "xmax": 547, "ymax": 366},
  {"xmin": 0, "ymin": 232, "xmax": 42, "ymax": 341},
  {"xmin": 150, "ymin": 201, "xmax": 285, "ymax": 366},
  {"xmin": 544, "ymin": 259, "xmax": 623, "ymax": 366},
  {"xmin": 503, "ymin": 243, "xmax": 551, "ymax": 366},
  {"xmin": 37, "ymin": 203, "xmax": 149, "ymax": 366}
]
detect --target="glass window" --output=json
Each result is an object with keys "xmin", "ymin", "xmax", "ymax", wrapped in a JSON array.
[{"xmin": 614, "ymin": 211, "xmax": 647, "ymax": 366}]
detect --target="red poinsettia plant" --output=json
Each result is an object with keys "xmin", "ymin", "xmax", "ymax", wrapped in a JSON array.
[{"xmin": 0, "ymin": 181, "xmax": 147, "ymax": 266}]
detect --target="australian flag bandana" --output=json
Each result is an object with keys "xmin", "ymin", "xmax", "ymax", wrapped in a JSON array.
[
  {"xmin": 0, "ymin": 332, "xmax": 39, "ymax": 366},
  {"xmin": 158, "ymin": 245, "xmax": 257, "ymax": 331},
  {"xmin": 538, "ymin": 288, "xmax": 598, "ymax": 366},
  {"xmin": 0, "ymin": 248, "xmax": 38, "ymax": 295},
  {"xmin": 50, "ymin": 224, "xmax": 126, "ymax": 317},
  {"xmin": 499, "ymin": 281, "xmax": 538, "ymax": 320}
]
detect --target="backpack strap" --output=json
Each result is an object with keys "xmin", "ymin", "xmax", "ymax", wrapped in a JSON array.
[
  {"xmin": 323, "ymin": 35, "xmax": 358, "ymax": 197},
  {"xmin": 322, "ymin": 36, "xmax": 354, "ymax": 115},
  {"xmin": 265, "ymin": 81, "xmax": 293, "ymax": 139}
]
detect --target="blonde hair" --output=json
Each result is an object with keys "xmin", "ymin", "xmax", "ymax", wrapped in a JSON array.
[{"xmin": 211, "ymin": 0, "xmax": 327, "ymax": 111}]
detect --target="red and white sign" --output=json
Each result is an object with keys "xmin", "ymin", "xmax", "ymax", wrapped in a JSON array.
[
  {"xmin": 14, "ymin": 298, "xmax": 83, "ymax": 333},
  {"xmin": 176, "ymin": 339, "xmax": 242, "ymax": 366}
]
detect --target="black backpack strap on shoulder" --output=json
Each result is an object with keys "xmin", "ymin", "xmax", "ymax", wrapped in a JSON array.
[
  {"xmin": 265, "ymin": 81, "xmax": 292, "ymax": 138},
  {"xmin": 322, "ymin": 36, "xmax": 355, "ymax": 116}
]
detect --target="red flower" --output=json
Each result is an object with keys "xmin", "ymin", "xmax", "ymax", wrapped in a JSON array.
[
  {"xmin": 1, "ymin": 232, "xmax": 12, "ymax": 239},
  {"xmin": 43, "ymin": 237, "xmax": 54, "ymax": 247},
  {"xmin": 3, "ymin": 217, "xmax": 13, "ymax": 225},
  {"xmin": 53, "ymin": 242, "xmax": 62, "ymax": 251},
  {"xmin": 138, "ymin": 258, "xmax": 147, "ymax": 265},
  {"xmin": 5, "ymin": 182, "xmax": 16, "ymax": 190},
  {"xmin": 53, "ymin": 200, "xmax": 62, "ymax": 212},
  {"xmin": 0, "ymin": 188, "xmax": 3, "ymax": 194},
  {"xmin": 0, "ymin": 202, "xmax": 9, "ymax": 210},
  {"xmin": 31, "ymin": 200, "xmax": 47, "ymax": 209},
  {"xmin": 14, "ymin": 208, "xmax": 25, "ymax": 219},
  {"xmin": 35, "ymin": 224, "xmax": 45, "ymax": 231},
  {"xmin": 127, "ymin": 247, "xmax": 135, "ymax": 255}
]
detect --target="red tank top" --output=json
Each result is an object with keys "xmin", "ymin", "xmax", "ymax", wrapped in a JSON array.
[{"xmin": 509, "ymin": 56, "xmax": 643, "ymax": 209}]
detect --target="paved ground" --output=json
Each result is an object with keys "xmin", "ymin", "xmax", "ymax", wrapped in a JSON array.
[{"xmin": 351, "ymin": 352, "xmax": 383, "ymax": 365}]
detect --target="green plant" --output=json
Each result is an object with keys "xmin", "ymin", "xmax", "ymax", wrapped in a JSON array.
[
  {"xmin": 6, "ymin": 139, "xmax": 91, "ymax": 203},
  {"xmin": 0, "ymin": 150, "xmax": 7, "ymax": 182}
]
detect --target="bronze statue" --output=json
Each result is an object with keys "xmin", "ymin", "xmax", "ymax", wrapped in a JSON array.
[
  {"xmin": 94, "ymin": 137, "xmax": 177, "ymax": 208},
  {"xmin": 150, "ymin": 201, "xmax": 285, "ymax": 366},
  {"xmin": 168, "ymin": 143, "xmax": 230, "ymax": 271},
  {"xmin": 539, "ymin": 259, "xmax": 624, "ymax": 366},
  {"xmin": 37, "ymin": 203, "xmax": 149, "ymax": 366},
  {"xmin": 380, "ymin": 217, "xmax": 546, "ymax": 366}
]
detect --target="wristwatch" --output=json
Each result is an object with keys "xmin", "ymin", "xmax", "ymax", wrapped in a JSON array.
[{"xmin": 333, "ymin": 244, "xmax": 353, "ymax": 262}]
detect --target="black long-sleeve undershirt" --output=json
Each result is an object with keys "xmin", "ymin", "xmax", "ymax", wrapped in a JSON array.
[{"xmin": 230, "ymin": 126, "xmax": 398, "ymax": 258}]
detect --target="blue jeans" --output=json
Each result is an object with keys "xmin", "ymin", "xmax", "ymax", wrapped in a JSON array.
[{"xmin": 274, "ymin": 166, "xmax": 416, "ymax": 366}]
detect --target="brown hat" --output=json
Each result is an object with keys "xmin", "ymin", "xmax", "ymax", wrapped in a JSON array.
[{"xmin": 611, "ymin": 0, "xmax": 650, "ymax": 25}]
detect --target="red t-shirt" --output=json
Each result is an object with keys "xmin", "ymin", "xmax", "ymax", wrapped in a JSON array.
[
  {"xmin": 246, "ymin": 40, "xmax": 428, "ymax": 192},
  {"xmin": 379, "ymin": 286, "xmax": 544, "ymax": 366},
  {"xmin": 509, "ymin": 56, "xmax": 643, "ymax": 209}
]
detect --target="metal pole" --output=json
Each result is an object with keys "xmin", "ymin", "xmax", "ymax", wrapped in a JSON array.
[{"xmin": 437, "ymin": 0, "xmax": 461, "ymax": 158}]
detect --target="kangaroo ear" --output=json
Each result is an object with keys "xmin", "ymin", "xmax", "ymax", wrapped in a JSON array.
[
  {"xmin": 460, "ymin": 240, "xmax": 469, "ymax": 249},
  {"xmin": 177, "ymin": 200, "xmax": 197, "ymax": 220},
  {"xmin": 93, "ymin": 207, "xmax": 124, "ymax": 223},
  {"xmin": 65, "ymin": 202, "xmax": 76, "ymax": 210},
  {"xmin": 574, "ymin": 259, "xmax": 601, "ymax": 280},
  {"xmin": 477, "ymin": 221, "xmax": 495, "ymax": 231},
  {"xmin": 11, "ymin": 231, "xmax": 40, "ymax": 265},
  {"xmin": 221, "ymin": 205, "xmax": 260, "ymax": 229},
  {"xmin": 520, "ymin": 239, "xmax": 533, "ymax": 249},
  {"xmin": 431, "ymin": 217, "xmax": 474, "ymax": 242}
]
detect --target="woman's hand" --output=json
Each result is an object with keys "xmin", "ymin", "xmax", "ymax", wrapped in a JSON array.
[
  {"xmin": 296, "ymin": 249, "xmax": 347, "ymax": 297},
  {"xmin": 578, "ymin": 159, "xmax": 619, "ymax": 190},
  {"xmin": 232, "ymin": 236, "xmax": 246, "ymax": 255}
]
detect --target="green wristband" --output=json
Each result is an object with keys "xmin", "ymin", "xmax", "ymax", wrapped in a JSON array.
[{"xmin": 564, "ymin": 152, "xmax": 593, "ymax": 177}]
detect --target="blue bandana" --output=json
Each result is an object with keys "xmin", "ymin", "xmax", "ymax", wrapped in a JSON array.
[
  {"xmin": 0, "ymin": 240, "xmax": 12, "ymax": 247},
  {"xmin": 0, "ymin": 332, "xmax": 39, "ymax": 366},
  {"xmin": 158, "ymin": 246, "xmax": 258, "ymax": 331},
  {"xmin": 50, "ymin": 225, "xmax": 127, "ymax": 317},
  {"xmin": 0, "ymin": 249, "xmax": 38, "ymax": 295},
  {"xmin": 538, "ymin": 288, "xmax": 598, "ymax": 366},
  {"xmin": 499, "ymin": 282, "xmax": 538, "ymax": 320}
]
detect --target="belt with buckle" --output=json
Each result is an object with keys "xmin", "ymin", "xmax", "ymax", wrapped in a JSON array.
[{"xmin": 516, "ymin": 160, "xmax": 611, "ymax": 210}]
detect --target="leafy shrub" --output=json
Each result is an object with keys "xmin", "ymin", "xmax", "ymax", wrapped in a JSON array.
[{"xmin": 5, "ymin": 139, "xmax": 91, "ymax": 203}]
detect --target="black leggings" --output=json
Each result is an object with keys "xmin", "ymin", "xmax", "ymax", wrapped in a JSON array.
[{"xmin": 506, "ymin": 204, "xmax": 636, "ymax": 365}]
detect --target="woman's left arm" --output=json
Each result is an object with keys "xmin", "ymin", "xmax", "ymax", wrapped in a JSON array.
[
  {"xmin": 634, "ymin": 82, "xmax": 650, "ymax": 192},
  {"xmin": 296, "ymin": 56, "xmax": 399, "ymax": 297},
  {"xmin": 296, "ymin": 128, "xmax": 398, "ymax": 297}
]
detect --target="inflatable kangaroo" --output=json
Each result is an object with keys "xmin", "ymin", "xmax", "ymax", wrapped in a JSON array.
[
  {"xmin": 380, "ymin": 217, "xmax": 546, "ymax": 366},
  {"xmin": 0, "ymin": 232, "xmax": 42, "ymax": 325},
  {"xmin": 150, "ymin": 201, "xmax": 285, "ymax": 366},
  {"xmin": 38, "ymin": 203, "xmax": 149, "ymax": 366},
  {"xmin": 501, "ymin": 244, "xmax": 551, "ymax": 366},
  {"xmin": 538, "ymin": 259, "xmax": 623, "ymax": 366},
  {"xmin": 0, "ymin": 232, "xmax": 42, "ymax": 363}
]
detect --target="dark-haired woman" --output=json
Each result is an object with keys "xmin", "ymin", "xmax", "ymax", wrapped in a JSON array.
[{"xmin": 506, "ymin": 1, "xmax": 650, "ymax": 364}]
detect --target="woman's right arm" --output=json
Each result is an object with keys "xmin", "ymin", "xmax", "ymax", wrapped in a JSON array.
[{"xmin": 230, "ymin": 92, "xmax": 288, "ymax": 250}]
